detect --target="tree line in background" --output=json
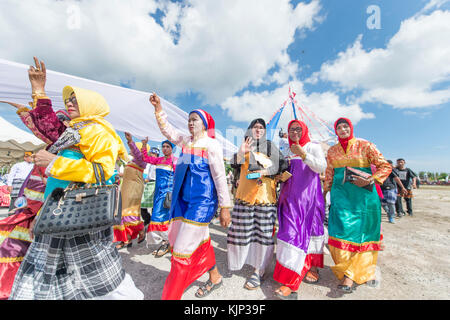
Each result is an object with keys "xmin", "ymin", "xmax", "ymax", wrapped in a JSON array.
[{"xmin": 419, "ymin": 171, "xmax": 450, "ymax": 184}]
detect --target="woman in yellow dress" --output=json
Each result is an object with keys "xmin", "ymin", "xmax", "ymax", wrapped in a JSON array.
[{"xmin": 9, "ymin": 57, "xmax": 143, "ymax": 300}]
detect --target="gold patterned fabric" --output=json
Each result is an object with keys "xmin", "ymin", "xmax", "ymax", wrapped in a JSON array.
[
  {"xmin": 324, "ymin": 137, "xmax": 391, "ymax": 192},
  {"xmin": 234, "ymin": 153, "xmax": 277, "ymax": 205}
]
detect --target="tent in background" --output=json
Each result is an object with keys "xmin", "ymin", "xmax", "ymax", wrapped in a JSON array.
[
  {"xmin": 0, "ymin": 58, "xmax": 238, "ymax": 158},
  {"xmin": 0, "ymin": 116, "xmax": 45, "ymax": 165}
]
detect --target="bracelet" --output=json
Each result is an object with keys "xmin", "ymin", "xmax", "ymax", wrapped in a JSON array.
[
  {"xmin": 16, "ymin": 107, "xmax": 31, "ymax": 115},
  {"xmin": 31, "ymin": 90, "xmax": 46, "ymax": 97},
  {"xmin": 300, "ymin": 152, "xmax": 306, "ymax": 161}
]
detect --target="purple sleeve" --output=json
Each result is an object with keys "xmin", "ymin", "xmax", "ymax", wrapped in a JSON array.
[
  {"xmin": 29, "ymin": 98, "xmax": 66, "ymax": 143},
  {"xmin": 128, "ymin": 141, "xmax": 148, "ymax": 168}
]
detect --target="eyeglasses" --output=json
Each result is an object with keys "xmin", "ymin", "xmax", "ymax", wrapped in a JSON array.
[
  {"xmin": 289, "ymin": 128, "xmax": 302, "ymax": 133},
  {"xmin": 65, "ymin": 96, "xmax": 78, "ymax": 105}
]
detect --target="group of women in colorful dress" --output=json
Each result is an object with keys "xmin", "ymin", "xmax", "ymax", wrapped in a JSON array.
[{"xmin": 0, "ymin": 56, "xmax": 392, "ymax": 300}]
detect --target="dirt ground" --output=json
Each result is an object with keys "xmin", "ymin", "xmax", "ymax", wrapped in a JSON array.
[{"xmin": 120, "ymin": 185, "xmax": 450, "ymax": 300}]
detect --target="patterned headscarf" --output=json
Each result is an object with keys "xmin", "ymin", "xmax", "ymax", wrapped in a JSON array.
[{"xmin": 189, "ymin": 109, "xmax": 216, "ymax": 139}]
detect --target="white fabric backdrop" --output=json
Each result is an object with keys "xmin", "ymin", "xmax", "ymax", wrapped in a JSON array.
[{"xmin": 0, "ymin": 58, "xmax": 237, "ymax": 157}]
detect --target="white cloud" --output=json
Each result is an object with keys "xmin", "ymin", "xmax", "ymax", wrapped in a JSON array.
[
  {"xmin": 418, "ymin": 0, "xmax": 450, "ymax": 15},
  {"xmin": 0, "ymin": 0, "xmax": 323, "ymax": 105},
  {"xmin": 220, "ymin": 81, "xmax": 374, "ymax": 141},
  {"xmin": 307, "ymin": 10, "xmax": 450, "ymax": 109}
]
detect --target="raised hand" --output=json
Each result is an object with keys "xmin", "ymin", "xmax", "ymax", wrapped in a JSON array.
[
  {"xmin": 290, "ymin": 143, "xmax": 306, "ymax": 159},
  {"xmin": 149, "ymin": 93, "xmax": 162, "ymax": 112},
  {"xmin": 141, "ymin": 136, "xmax": 149, "ymax": 146},
  {"xmin": 28, "ymin": 56, "xmax": 47, "ymax": 93},
  {"xmin": 124, "ymin": 132, "xmax": 133, "ymax": 143},
  {"xmin": 239, "ymin": 137, "xmax": 253, "ymax": 155}
]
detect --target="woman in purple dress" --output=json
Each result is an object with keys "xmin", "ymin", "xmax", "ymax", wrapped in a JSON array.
[{"xmin": 273, "ymin": 119, "xmax": 327, "ymax": 300}]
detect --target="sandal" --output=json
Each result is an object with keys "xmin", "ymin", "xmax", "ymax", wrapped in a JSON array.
[
  {"xmin": 365, "ymin": 279, "xmax": 379, "ymax": 288},
  {"xmin": 116, "ymin": 242, "xmax": 126, "ymax": 250},
  {"xmin": 195, "ymin": 279, "xmax": 223, "ymax": 298},
  {"xmin": 337, "ymin": 276, "xmax": 355, "ymax": 293},
  {"xmin": 275, "ymin": 286, "xmax": 298, "ymax": 300},
  {"xmin": 337, "ymin": 284, "xmax": 354, "ymax": 293},
  {"xmin": 137, "ymin": 232, "xmax": 146, "ymax": 244},
  {"xmin": 304, "ymin": 270, "xmax": 320, "ymax": 283},
  {"xmin": 154, "ymin": 241, "xmax": 170, "ymax": 258},
  {"xmin": 244, "ymin": 272, "xmax": 262, "ymax": 290}
]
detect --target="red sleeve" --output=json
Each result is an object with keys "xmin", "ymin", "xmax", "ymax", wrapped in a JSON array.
[{"xmin": 29, "ymin": 98, "xmax": 66, "ymax": 143}]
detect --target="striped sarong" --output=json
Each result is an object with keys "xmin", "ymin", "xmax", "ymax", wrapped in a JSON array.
[
  {"xmin": 10, "ymin": 179, "xmax": 25, "ymax": 198},
  {"xmin": 227, "ymin": 201, "xmax": 276, "ymax": 272}
]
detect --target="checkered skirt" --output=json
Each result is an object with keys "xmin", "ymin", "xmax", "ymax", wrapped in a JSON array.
[{"xmin": 9, "ymin": 227, "xmax": 125, "ymax": 300}]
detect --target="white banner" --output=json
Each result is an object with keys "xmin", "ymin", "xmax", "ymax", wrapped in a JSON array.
[{"xmin": 0, "ymin": 58, "xmax": 238, "ymax": 157}]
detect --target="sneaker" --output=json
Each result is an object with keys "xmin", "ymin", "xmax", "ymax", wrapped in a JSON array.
[{"xmin": 389, "ymin": 218, "xmax": 395, "ymax": 224}]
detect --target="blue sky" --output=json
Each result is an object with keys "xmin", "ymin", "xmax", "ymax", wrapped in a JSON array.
[{"xmin": 0, "ymin": 0, "xmax": 449, "ymax": 173}]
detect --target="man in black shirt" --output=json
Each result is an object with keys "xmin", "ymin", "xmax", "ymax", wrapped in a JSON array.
[
  {"xmin": 395, "ymin": 158, "xmax": 417, "ymax": 217},
  {"xmin": 381, "ymin": 160, "xmax": 406, "ymax": 223}
]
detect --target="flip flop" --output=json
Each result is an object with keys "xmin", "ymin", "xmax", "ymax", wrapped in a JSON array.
[
  {"xmin": 304, "ymin": 270, "xmax": 319, "ymax": 283},
  {"xmin": 244, "ymin": 272, "xmax": 262, "ymax": 290},
  {"xmin": 337, "ymin": 284, "xmax": 354, "ymax": 293},
  {"xmin": 365, "ymin": 279, "xmax": 379, "ymax": 288},
  {"xmin": 275, "ymin": 286, "xmax": 298, "ymax": 300},
  {"xmin": 195, "ymin": 279, "xmax": 223, "ymax": 298},
  {"xmin": 116, "ymin": 242, "xmax": 126, "ymax": 250},
  {"xmin": 137, "ymin": 233, "xmax": 146, "ymax": 244},
  {"xmin": 154, "ymin": 242, "xmax": 170, "ymax": 258},
  {"xmin": 275, "ymin": 290, "xmax": 298, "ymax": 300}
]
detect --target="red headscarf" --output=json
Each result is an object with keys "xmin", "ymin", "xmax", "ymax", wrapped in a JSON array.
[
  {"xmin": 190, "ymin": 109, "xmax": 216, "ymax": 139},
  {"xmin": 288, "ymin": 119, "xmax": 311, "ymax": 147},
  {"xmin": 334, "ymin": 117, "xmax": 354, "ymax": 152}
]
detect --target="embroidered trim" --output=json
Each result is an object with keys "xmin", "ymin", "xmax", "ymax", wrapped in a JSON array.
[{"xmin": 47, "ymin": 127, "xmax": 82, "ymax": 154}]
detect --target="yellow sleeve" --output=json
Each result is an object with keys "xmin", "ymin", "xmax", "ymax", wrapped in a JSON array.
[
  {"xmin": 366, "ymin": 142, "xmax": 392, "ymax": 184},
  {"xmin": 47, "ymin": 124, "xmax": 119, "ymax": 183}
]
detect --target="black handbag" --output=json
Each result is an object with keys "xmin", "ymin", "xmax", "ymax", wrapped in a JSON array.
[
  {"xmin": 342, "ymin": 166, "xmax": 374, "ymax": 192},
  {"xmin": 33, "ymin": 163, "xmax": 122, "ymax": 237},
  {"xmin": 163, "ymin": 191, "xmax": 172, "ymax": 209}
]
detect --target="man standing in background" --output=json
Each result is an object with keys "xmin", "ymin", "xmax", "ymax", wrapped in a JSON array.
[
  {"xmin": 395, "ymin": 158, "xmax": 417, "ymax": 217},
  {"xmin": 6, "ymin": 152, "xmax": 34, "ymax": 213}
]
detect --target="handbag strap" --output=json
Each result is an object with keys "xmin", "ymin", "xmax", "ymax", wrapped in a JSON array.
[{"xmin": 93, "ymin": 163, "xmax": 106, "ymax": 186}]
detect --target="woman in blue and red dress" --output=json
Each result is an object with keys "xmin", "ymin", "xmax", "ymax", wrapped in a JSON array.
[{"xmin": 149, "ymin": 93, "xmax": 232, "ymax": 300}]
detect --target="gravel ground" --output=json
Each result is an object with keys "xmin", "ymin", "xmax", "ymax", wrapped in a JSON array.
[
  {"xmin": 119, "ymin": 185, "xmax": 450, "ymax": 300},
  {"xmin": 1, "ymin": 185, "xmax": 448, "ymax": 300}
]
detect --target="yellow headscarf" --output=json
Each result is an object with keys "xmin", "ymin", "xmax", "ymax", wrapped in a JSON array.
[{"xmin": 62, "ymin": 86, "xmax": 129, "ymax": 162}]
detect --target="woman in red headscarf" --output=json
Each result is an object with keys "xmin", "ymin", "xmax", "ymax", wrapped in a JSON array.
[
  {"xmin": 273, "ymin": 120, "xmax": 327, "ymax": 300},
  {"xmin": 323, "ymin": 117, "xmax": 391, "ymax": 293},
  {"xmin": 148, "ymin": 93, "xmax": 232, "ymax": 300}
]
